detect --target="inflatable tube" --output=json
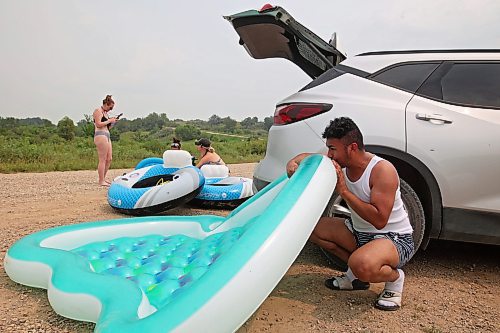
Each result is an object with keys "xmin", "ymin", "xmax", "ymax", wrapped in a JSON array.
[
  {"xmin": 192, "ymin": 164, "xmax": 255, "ymax": 208},
  {"xmin": 134, "ymin": 157, "xmax": 164, "ymax": 170},
  {"xmin": 135, "ymin": 154, "xmax": 196, "ymax": 170},
  {"xmin": 191, "ymin": 176, "xmax": 254, "ymax": 208},
  {"xmin": 4, "ymin": 155, "xmax": 336, "ymax": 332},
  {"xmin": 109, "ymin": 150, "xmax": 204, "ymax": 216}
]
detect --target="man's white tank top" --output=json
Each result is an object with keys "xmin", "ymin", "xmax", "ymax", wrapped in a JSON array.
[{"xmin": 343, "ymin": 155, "xmax": 413, "ymax": 234}]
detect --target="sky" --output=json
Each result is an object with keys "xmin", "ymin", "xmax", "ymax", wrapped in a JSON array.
[{"xmin": 1, "ymin": 0, "xmax": 499, "ymax": 124}]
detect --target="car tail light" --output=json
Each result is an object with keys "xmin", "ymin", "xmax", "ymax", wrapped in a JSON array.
[
  {"xmin": 259, "ymin": 4, "xmax": 275, "ymax": 12},
  {"xmin": 273, "ymin": 103, "xmax": 332, "ymax": 125}
]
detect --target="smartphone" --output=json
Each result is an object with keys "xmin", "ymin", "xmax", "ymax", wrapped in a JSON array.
[{"xmin": 116, "ymin": 113, "xmax": 123, "ymax": 119}]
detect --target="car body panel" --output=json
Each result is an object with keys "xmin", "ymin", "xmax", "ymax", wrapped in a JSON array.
[
  {"xmin": 441, "ymin": 207, "xmax": 500, "ymax": 244},
  {"xmin": 406, "ymin": 95, "xmax": 500, "ymax": 213},
  {"xmin": 254, "ymin": 74, "xmax": 412, "ymax": 185},
  {"xmin": 254, "ymin": 119, "xmax": 327, "ymax": 184}
]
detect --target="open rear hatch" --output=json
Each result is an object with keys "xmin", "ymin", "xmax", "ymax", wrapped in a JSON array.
[{"xmin": 224, "ymin": 4, "xmax": 346, "ymax": 79}]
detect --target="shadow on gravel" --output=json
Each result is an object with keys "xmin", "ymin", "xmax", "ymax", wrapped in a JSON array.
[
  {"xmin": 299, "ymin": 239, "xmax": 499, "ymax": 273},
  {"xmin": 274, "ymin": 271, "xmax": 378, "ymax": 319},
  {"xmin": 410, "ymin": 240, "xmax": 499, "ymax": 271}
]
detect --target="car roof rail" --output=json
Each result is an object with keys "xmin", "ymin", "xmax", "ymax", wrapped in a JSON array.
[{"xmin": 357, "ymin": 49, "xmax": 500, "ymax": 56}]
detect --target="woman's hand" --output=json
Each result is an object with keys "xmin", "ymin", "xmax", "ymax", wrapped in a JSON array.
[{"xmin": 109, "ymin": 117, "xmax": 118, "ymax": 124}]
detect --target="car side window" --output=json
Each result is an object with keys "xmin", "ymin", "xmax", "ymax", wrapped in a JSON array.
[
  {"xmin": 370, "ymin": 63, "xmax": 440, "ymax": 93},
  {"xmin": 418, "ymin": 62, "xmax": 500, "ymax": 108},
  {"xmin": 440, "ymin": 63, "xmax": 500, "ymax": 108}
]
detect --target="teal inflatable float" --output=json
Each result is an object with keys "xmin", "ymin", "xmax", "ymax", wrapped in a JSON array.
[{"xmin": 4, "ymin": 155, "xmax": 336, "ymax": 332}]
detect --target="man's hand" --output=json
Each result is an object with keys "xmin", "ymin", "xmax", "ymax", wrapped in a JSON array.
[
  {"xmin": 333, "ymin": 160, "xmax": 348, "ymax": 197},
  {"xmin": 286, "ymin": 153, "xmax": 312, "ymax": 178},
  {"xmin": 286, "ymin": 159, "xmax": 300, "ymax": 178}
]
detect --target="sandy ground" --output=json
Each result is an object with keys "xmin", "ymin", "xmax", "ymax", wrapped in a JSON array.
[{"xmin": 0, "ymin": 163, "xmax": 498, "ymax": 333}]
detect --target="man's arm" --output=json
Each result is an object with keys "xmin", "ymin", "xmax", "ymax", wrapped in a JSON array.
[
  {"xmin": 335, "ymin": 160, "xmax": 398, "ymax": 230},
  {"xmin": 286, "ymin": 153, "xmax": 313, "ymax": 177}
]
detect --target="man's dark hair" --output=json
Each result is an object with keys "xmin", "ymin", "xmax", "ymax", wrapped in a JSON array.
[{"xmin": 322, "ymin": 117, "xmax": 364, "ymax": 149}]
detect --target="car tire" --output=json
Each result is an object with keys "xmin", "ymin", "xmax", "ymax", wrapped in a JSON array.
[
  {"xmin": 320, "ymin": 178, "xmax": 425, "ymax": 271},
  {"xmin": 399, "ymin": 178, "xmax": 425, "ymax": 251}
]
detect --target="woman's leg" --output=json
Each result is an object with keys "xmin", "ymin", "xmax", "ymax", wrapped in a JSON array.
[
  {"xmin": 94, "ymin": 136, "xmax": 110, "ymax": 185},
  {"xmin": 104, "ymin": 139, "xmax": 113, "ymax": 182}
]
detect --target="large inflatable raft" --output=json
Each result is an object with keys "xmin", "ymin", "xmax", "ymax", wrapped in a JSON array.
[
  {"xmin": 108, "ymin": 150, "xmax": 204, "ymax": 215},
  {"xmin": 4, "ymin": 155, "xmax": 336, "ymax": 332}
]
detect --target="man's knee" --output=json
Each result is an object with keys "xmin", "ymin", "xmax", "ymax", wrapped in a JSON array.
[{"xmin": 348, "ymin": 252, "xmax": 378, "ymax": 281}]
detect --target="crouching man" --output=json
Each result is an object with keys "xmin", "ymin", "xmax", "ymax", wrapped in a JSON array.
[{"xmin": 286, "ymin": 117, "xmax": 414, "ymax": 311}]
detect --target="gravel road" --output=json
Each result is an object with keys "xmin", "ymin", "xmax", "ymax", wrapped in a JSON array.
[{"xmin": 0, "ymin": 164, "xmax": 498, "ymax": 332}]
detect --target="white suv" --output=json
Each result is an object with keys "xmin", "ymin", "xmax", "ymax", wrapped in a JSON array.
[{"xmin": 226, "ymin": 5, "xmax": 500, "ymax": 253}]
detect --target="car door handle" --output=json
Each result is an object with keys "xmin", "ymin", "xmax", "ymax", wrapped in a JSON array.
[{"xmin": 416, "ymin": 113, "xmax": 453, "ymax": 124}]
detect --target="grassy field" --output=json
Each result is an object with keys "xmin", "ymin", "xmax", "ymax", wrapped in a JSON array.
[{"xmin": 0, "ymin": 132, "xmax": 266, "ymax": 173}]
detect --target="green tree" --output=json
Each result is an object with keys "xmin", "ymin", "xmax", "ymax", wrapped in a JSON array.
[
  {"xmin": 142, "ymin": 112, "xmax": 168, "ymax": 132},
  {"xmin": 57, "ymin": 116, "xmax": 76, "ymax": 140},
  {"xmin": 222, "ymin": 116, "xmax": 237, "ymax": 132},
  {"xmin": 208, "ymin": 114, "xmax": 222, "ymax": 127},
  {"xmin": 19, "ymin": 117, "xmax": 53, "ymax": 127},
  {"xmin": 133, "ymin": 131, "xmax": 149, "ymax": 142},
  {"xmin": 263, "ymin": 116, "xmax": 273, "ymax": 131},
  {"xmin": 175, "ymin": 125, "xmax": 201, "ymax": 141},
  {"xmin": 150, "ymin": 127, "xmax": 174, "ymax": 140},
  {"xmin": 76, "ymin": 114, "xmax": 94, "ymax": 137},
  {"xmin": 241, "ymin": 116, "xmax": 258, "ymax": 129}
]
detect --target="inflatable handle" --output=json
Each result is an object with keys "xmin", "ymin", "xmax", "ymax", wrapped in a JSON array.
[{"xmin": 134, "ymin": 157, "xmax": 164, "ymax": 170}]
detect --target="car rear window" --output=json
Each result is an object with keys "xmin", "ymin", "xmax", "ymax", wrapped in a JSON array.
[
  {"xmin": 370, "ymin": 63, "xmax": 440, "ymax": 93},
  {"xmin": 300, "ymin": 67, "xmax": 345, "ymax": 91},
  {"xmin": 300, "ymin": 65, "xmax": 371, "ymax": 91}
]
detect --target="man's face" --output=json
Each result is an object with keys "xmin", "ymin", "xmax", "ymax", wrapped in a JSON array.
[{"xmin": 326, "ymin": 137, "xmax": 352, "ymax": 168}]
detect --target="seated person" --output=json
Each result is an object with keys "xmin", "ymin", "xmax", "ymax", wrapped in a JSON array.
[
  {"xmin": 195, "ymin": 138, "xmax": 225, "ymax": 168},
  {"xmin": 171, "ymin": 137, "xmax": 181, "ymax": 150}
]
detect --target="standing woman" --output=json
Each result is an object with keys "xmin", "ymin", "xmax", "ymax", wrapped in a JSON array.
[{"xmin": 93, "ymin": 95, "xmax": 118, "ymax": 186}]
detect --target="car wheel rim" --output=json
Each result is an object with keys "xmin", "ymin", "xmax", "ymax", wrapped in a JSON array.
[{"xmin": 324, "ymin": 194, "xmax": 350, "ymax": 218}]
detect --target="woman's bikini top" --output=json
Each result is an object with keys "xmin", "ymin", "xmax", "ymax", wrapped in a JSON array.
[
  {"xmin": 94, "ymin": 110, "xmax": 110, "ymax": 130},
  {"xmin": 200, "ymin": 159, "xmax": 223, "ymax": 167}
]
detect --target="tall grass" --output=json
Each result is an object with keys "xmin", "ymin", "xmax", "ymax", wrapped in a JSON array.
[{"xmin": 0, "ymin": 134, "xmax": 266, "ymax": 173}]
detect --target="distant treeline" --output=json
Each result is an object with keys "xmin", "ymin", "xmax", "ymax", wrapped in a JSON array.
[
  {"xmin": 0, "ymin": 113, "xmax": 273, "ymax": 140},
  {"xmin": 0, "ymin": 113, "xmax": 271, "ymax": 173}
]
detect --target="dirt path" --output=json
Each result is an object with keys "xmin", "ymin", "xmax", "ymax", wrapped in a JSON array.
[{"xmin": 0, "ymin": 165, "xmax": 498, "ymax": 332}]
